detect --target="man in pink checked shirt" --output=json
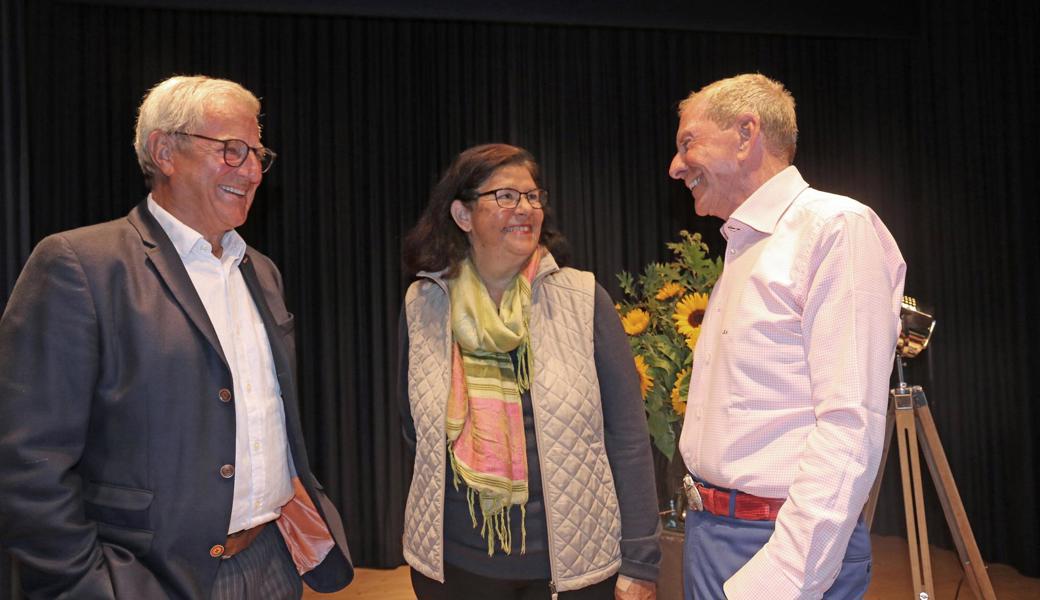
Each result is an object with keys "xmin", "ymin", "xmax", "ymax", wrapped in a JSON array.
[{"xmin": 668, "ymin": 73, "xmax": 906, "ymax": 599}]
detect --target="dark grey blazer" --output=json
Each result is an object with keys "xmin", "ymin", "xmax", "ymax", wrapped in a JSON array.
[{"xmin": 0, "ymin": 202, "xmax": 353, "ymax": 599}]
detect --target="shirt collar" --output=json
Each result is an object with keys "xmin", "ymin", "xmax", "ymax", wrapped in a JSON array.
[
  {"xmin": 721, "ymin": 165, "xmax": 809, "ymax": 240},
  {"xmin": 146, "ymin": 195, "xmax": 247, "ymax": 263}
]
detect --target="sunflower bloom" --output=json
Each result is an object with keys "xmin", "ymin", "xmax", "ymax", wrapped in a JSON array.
[
  {"xmin": 674, "ymin": 292, "xmax": 708, "ymax": 351},
  {"xmin": 671, "ymin": 368, "xmax": 690, "ymax": 416},
  {"xmin": 621, "ymin": 308, "xmax": 650, "ymax": 336},
  {"xmin": 684, "ymin": 328, "xmax": 702, "ymax": 351},
  {"xmin": 655, "ymin": 282, "xmax": 684, "ymax": 301},
  {"xmin": 634, "ymin": 355, "xmax": 653, "ymax": 399},
  {"xmin": 673, "ymin": 293, "xmax": 708, "ymax": 335}
]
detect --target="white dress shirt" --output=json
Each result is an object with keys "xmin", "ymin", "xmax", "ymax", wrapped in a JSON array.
[
  {"xmin": 678, "ymin": 167, "xmax": 906, "ymax": 599},
  {"xmin": 148, "ymin": 197, "xmax": 293, "ymax": 535}
]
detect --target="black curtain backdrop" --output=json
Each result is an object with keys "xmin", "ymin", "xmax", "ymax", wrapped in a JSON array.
[
  {"xmin": 1, "ymin": 0, "xmax": 28, "ymax": 591},
  {"xmin": 1, "ymin": 0, "xmax": 1038, "ymax": 579},
  {"xmin": 1, "ymin": 0, "xmax": 30, "ymax": 301}
]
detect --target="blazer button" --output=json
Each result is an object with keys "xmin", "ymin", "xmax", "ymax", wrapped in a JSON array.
[
  {"xmin": 220, "ymin": 464, "xmax": 235, "ymax": 479},
  {"xmin": 209, "ymin": 544, "xmax": 225, "ymax": 558},
  {"xmin": 218, "ymin": 388, "xmax": 232, "ymax": 403}
]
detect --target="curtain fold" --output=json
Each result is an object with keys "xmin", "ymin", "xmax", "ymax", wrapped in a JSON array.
[
  {"xmin": 1, "ymin": 0, "xmax": 30, "ymax": 593},
  {"xmin": 2, "ymin": 0, "xmax": 1036, "ymax": 577},
  {"xmin": 1, "ymin": 0, "xmax": 30, "ymax": 301}
]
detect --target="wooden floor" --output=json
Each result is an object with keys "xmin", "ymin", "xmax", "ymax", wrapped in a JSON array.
[{"xmin": 304, "ymin": 535, "xmax": 1040, "ymax": 599}]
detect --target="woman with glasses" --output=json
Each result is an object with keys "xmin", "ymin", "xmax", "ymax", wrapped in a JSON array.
[{"xmin": 398, "ymin": 143, "xmax": 660, "ymax": 599}]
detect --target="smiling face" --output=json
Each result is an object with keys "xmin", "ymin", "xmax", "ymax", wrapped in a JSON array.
[
  {"xmin": 156, "ymin": 95, "xmax": 263, "ymax": 244},
  {"xmin": 451, "ymin": 164, "xmax": 544, "ymax": 278},
  {"xmin": 668, "ymin": 98, "xmax": 745, "ymax": 220}
]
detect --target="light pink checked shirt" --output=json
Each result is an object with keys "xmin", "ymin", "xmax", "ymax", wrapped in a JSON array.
[{"xmin": 678, "ymin": 166, "xmax": 906, "ymax": 599}]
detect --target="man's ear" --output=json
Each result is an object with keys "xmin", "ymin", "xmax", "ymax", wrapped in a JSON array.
[
  {"xmin": 147, "ymin": 130, "xmax": 177, "ymax": 176},
  {"xmin": 450, "ymin": 199, "xmax": 473, "ymax": 232},
  {"xmin": 735, "ymin": 112, "xmax": 759, "ymax": 154}
]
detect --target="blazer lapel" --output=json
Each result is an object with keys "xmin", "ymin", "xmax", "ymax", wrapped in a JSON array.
[
  {"xmin": 238, "ymin": 254, "xmax": 311, "ymax": 474},
  {"xmin": 238, "ymin": 255, "xmax": 293, "ymax": 388},
  {"xmin": 127, "ymin": 202, "xmax": 230, "ymax": 371}
]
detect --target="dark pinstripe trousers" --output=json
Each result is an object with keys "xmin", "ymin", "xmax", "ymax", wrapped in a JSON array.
[{"xmin": 211, "ymin": 523, "xmax": 304, "ymax": 600}]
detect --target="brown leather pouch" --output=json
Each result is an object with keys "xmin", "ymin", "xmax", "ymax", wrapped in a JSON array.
[{"xmin": 276, "ymin": 476, "xmax": 336, "ymax": 574}]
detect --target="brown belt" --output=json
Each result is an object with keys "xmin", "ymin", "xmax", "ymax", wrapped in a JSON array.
[{"xmin": 222, "ymin": 522, "xmax": 268, "ymax": 560}]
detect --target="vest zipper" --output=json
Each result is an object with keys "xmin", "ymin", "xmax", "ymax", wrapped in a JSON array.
[
  {"xmin": 437, "ymin": 308, "xmax": 450, "ymax": 582},
  {"xmin": 529, "ymin": 372, "xmax": 561, "ymax": 598}
]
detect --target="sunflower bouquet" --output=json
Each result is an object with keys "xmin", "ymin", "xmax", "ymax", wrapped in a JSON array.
[{"xmin": 616, "ymin": 230, "xmax": 722, "ymax": 459}]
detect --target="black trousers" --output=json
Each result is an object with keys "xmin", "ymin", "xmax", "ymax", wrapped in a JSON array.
[{"xmin": 410, "ymin": 563, "xmax": 617, "ymax": 600}]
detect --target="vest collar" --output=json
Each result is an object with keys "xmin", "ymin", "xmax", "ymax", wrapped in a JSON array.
[{"xmin": 417, "ymin": 250, "xmax": 560, "ymax": 293}]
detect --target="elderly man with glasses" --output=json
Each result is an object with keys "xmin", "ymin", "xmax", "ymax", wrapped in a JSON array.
[{"xmin": 0, "ymin": 75, "xmax": 353, "ymax": 599}]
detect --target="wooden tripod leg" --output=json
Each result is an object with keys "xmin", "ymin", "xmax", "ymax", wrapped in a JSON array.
[
  {"xmin": 895, "ymin": 405, "xmax": 935, "ymax": 598},
  {"xmin": 864, "ymin": 401, "xmax": 896, "ymax": 529},
  {"xmin": 914, "ymin": 398, "xmax": 997, "ymax": 600}
]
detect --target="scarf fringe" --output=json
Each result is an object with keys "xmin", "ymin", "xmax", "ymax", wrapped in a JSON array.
[
  {"xmin": 448, "ymin": 444, "xmax": 528, "ymax": 556},
  {"xmin": 479, "ymin": 494, "xmax": 517, "ymax": 556}
]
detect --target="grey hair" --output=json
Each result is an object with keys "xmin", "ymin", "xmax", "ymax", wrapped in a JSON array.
[
  {"xmin": 134, "ymin": 75, "xmax": 261, "ymax": 185},
  {"xmin": 679, "ymin": 73, "xmax": 798, "ymax": 163}
]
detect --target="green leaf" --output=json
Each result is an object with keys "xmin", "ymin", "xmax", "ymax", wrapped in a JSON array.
[
  {"xmin": 647, "ymin": 410, "xmax": 676, "ymax": 460},
  {"xmin": 658, "ymin": 264, "xmax": 682, "ymax": 282},
  {"xmin": 638, "ymin": 263, "xmax": 668, "ymax": 298},
  {"xmin": 617, "ymin": 271, "xmax": 635, "ymax": 298},
  {"xmin": 654, "ymin": 337, "xmax": 686, "ymax": 369}
]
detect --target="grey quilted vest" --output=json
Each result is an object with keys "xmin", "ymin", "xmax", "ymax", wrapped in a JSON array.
[{"xmin": 402, "ymin": 253, "xmax": 622, "ymax": 593}]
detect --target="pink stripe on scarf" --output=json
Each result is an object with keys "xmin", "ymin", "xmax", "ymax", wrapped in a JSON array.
[{"xmin": 453, "ymin": 397, "xmax": 527, "ymax": 480}]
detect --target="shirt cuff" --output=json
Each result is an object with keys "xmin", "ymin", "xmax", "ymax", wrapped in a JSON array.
[{"xmin": 723, "ymin": 546, "xmax": 823, "ymax": 600}]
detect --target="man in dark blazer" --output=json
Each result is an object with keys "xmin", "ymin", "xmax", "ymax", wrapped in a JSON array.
[{"xmin": 0, "ymin": 75, "xmax": 353, "ymax": 599}]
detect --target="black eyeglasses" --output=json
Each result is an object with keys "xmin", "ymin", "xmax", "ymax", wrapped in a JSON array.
[
  {"xmin": 172, "ymin": 132, "xmax": 277, "ymax": 173},
  {"xmin": 474, "ymin": 188, "xmax": 548, "ymax": 209}
]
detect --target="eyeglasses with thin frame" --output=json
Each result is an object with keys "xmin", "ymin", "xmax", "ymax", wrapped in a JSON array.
[
  {"xmin": 172, "ymin": 132, "xmax": 277, "ymax": 173},
  {"xmin": 474, "ymin": 187, "xmax": 548, "ymax": 209}
]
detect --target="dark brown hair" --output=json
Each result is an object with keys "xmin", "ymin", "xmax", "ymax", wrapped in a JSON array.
[{"xmin": 402, "ymin": 143, "xmax": 570, "ymax": 278}]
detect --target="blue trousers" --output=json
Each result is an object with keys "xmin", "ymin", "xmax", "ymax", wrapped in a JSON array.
[{"xmin": 683, "ymin": 511, "xmax": 872, "ymax": 599}]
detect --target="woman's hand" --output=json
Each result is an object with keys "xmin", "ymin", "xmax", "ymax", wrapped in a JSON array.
[{"xmin": 615, "ymin": 575, "xmax": 656, "ymax": 599}]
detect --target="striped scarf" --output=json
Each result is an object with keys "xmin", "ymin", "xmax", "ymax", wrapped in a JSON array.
[{"xmin": 445, "ymin": 249, "xmax": 542, "ymax": 555}]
